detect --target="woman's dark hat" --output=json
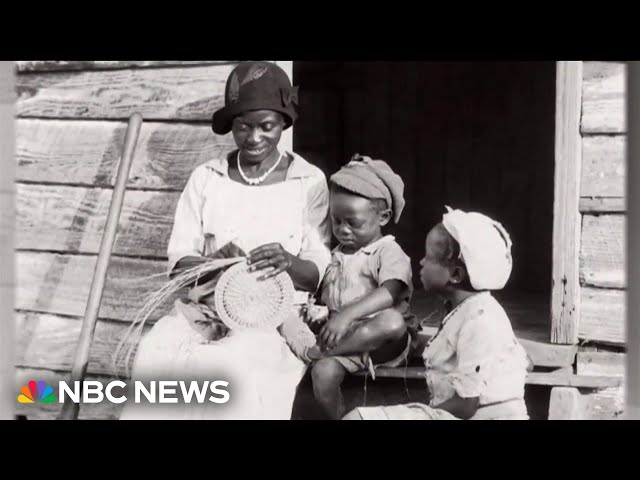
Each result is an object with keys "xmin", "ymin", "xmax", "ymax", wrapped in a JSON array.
[{"xmin": 212, "ymin": 62, "xmax": 299, "ymax": 135}]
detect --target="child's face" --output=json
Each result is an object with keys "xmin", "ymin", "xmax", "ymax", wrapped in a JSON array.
[
  {"xmin": 419, "ymin": 225, "xmax": 456, "ymax": 293},
  {"xmin": 329, "ymin": 190, "xmax": 390, "ymax": 253}
]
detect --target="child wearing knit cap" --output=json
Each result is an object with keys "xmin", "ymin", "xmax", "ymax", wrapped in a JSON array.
[{"xmin": 308, "ymin": 154, "xmax": 414, "ymax": 420}]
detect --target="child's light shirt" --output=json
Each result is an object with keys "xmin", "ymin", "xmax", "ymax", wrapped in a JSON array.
[
  {"xmin": 321, "ymin": 235, "xmax": 413, "ymax": 316},
  {"xmin": 423, "ymin": 291, "xmax": 530, "ymax": 411}
]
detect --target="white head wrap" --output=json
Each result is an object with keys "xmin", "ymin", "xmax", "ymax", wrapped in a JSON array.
[{"xmin": 441, "ymin": 206, "xmax": 513, "ymax": 291}]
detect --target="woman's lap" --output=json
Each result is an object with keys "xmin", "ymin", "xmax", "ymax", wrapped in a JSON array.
[{"xmin": 120, "ymin": 305, "xmax": 307, "ymax": 420}]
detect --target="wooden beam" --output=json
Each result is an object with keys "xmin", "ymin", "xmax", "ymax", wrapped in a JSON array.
[
  {"xmin": 577, "ymin": 351, "xmax": 625, "ymax": 377},
  {"xmin": 526, "ymin": 372, "xmax": 621, "ymax": 388},
  {"xmin": 548, "ymin": 387, "xmax": 584, "ymax": 419},
  {"xmin": 581, "ymin": 135, "xmax": 626, "ymax": 198},
  {"xmin": 551, "ymin": 61, "xmax": 583, "ymax": 344},
  {"xmin": 580, "ymin": 287, "xmax": 626, "ymax": 345},
  {"xmin": 15, "ymin": 119, "xmax": 235, "ymax": 190},
  {"xmin": 517, "ymin": 339, "xmax": 577, "ymax": 368},
  {"xmin": 57, "ymin": 112, "xmax": 141, "ymax": 421},
  {"xmin": 580, "ymin": 214, "xmax": 625, "ymax": 288},
  {"xmin": 580, "ymin": 197, "xmax": 626, "ymax": 213},
  {"xmin": 627, "ymin": 61, "xmax": 640, "ymax": 419},
  {"xmin": 16, "ymin": 61, "xmax": 234, "ymax": 73},
  {"xmin": 16, "ymin": 63, "xmax": 237, "ymax": 121},
  {"xmin": 353, "ymin": 367, "xmax": 621, "ymax": 388},
  {"xmin": 0, "ymin": 61, "xmax": 15, "ymax": 420},
  {"xmin": 582, "ymin": 62, "xmax": 626, "ymax": 134},
  {"xmin": 16, "ymin": 184, "xmax": 178, "ymax": 258}
]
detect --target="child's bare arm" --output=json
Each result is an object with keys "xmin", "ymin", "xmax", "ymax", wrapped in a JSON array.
[
  {"xmin": 380, "ymin": 279, "xmax": 409, "ymax": 304},
  {"xmin": 339, "ymin": 279, "xmax": 406, "ymax": 322}
]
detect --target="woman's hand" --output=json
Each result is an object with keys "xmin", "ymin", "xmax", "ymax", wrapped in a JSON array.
[
  {"xmin": 247, "ymin": 243, "xmax": 292, "ymax": 280},
  {"xmin": 246, "ymin": 242, "xmax": 320, "ymax": 292},
  {"xmin": 171, "ymin": 242, "xmax": 246, "ymax": 283}
]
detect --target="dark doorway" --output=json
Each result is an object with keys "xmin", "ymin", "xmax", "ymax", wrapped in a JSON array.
[{"xmin": 294, "ymin": 61, "xmax": 556, "ymax": 300}]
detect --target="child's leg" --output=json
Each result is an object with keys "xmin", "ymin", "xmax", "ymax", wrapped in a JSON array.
[
  {"xmin": 311, "ymin": 357, "xmax": 349, "ymax": 420},
  {"xmin": 322, "ymin": 308, "xmax": 407, "ymax": 359}
]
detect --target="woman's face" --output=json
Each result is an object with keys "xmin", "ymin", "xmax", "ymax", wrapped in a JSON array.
[{"xmin": 231, "ymin": 110, "xmax": 285, "ymax": 165}]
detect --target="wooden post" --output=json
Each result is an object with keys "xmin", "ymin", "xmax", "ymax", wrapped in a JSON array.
[
  {"xmin": 549, "ymin": 387, "xmax": 584, "ymax": 420},
  {"xmin": 626, "ymin": 61, "xmax": 640, "ymax": 419},
  {"xmin": 274, "ymin": 61, "xmax": 294, "ymax": 153},
  {"xmin": 0, "ymin": 62, "xmax": 15, "ymax": 420},
  {"xmin": 551, "ymin": 61, "xmax": 583, "ymax": 344},
  {"xmin": 58, "ymin": 113, "xmax": 142, "ymax": 420}
]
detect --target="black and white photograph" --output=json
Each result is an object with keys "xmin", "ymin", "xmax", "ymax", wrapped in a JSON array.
[{"xmin": 0, "ymin": 60, "xmax": 637, "ymax": 421}]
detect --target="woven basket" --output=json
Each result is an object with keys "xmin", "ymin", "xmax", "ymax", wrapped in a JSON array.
[{"xmin": 214, "ymin": 260, "xmax": 295, "ymax": 331}]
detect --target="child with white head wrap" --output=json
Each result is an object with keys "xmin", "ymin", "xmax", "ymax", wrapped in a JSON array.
[
  {"xmin": 441, "ymin": 206, "xmax": 513, "ymax": 291},
  {"xmin": 342, "ymin": 207, "xmax": 530, "ymax": 421}
]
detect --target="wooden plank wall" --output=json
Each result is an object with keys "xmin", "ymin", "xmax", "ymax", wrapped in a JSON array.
[
  {"xmin": 579, "ymin": 62, "xmax": 627, "ymax": 347},
  {"xmin": 294, "ymin": 62, "xmax": 557, "ymax": 294},
  {"xmin": 14, "ymin": 61, "xmax": 241, "ymax": 419},
  {"xmin": 569, "ymin": 61, "xmax": 628, "ymax": 420},
  {"xmin": 1, "ymin": 62, "xmax": 16, "ymax": 420}
]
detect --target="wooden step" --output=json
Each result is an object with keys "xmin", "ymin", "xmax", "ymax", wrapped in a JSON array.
[{"xmin": 353, "ymin": 366, "xmax": 622, "ymax": 389}]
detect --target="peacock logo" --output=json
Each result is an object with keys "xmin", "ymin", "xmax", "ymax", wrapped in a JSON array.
[{"xmin": 17, "ymin": 380, "xmax": 57, "ymax": 404}]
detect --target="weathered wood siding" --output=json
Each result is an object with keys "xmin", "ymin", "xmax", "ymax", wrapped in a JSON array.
[
  {"xmin": 579, "ymin": 62, "xmax": 627, "ymax": 346},
  {"xmin": 570, "ymin": 61, "xmax": 628, "ymax": 420},
  {"xmin": 1, "ymin": 62, "xmax": 16, "ymax": 420},
  {"xmin": 14, "ymin": 61, "xmax": 242, "ymax": 419}
]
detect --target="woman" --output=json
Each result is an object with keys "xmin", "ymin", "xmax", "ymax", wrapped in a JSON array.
[{"xmin": 119, "ymin": 61, "xmax": 331, "ymax": 420}]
